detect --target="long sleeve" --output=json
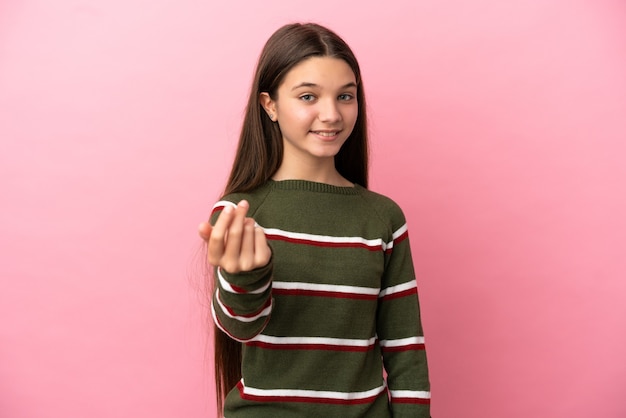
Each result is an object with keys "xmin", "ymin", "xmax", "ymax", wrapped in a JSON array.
[
  {"xmin": 209, "ymin": 200, "xmax": 274, "ymax": 342},
  {"xmin": 377, "ymin": 217, "xmax": 431, "ymax": 417},
  {"xmin": 211, "ymin": 262, "xmax": 273, "ymax": 341}
]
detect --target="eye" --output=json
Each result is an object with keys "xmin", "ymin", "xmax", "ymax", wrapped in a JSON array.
[
  {"xmin": 299, "ymin": 94, "xmax": 316, "ymax": 102},
  {"xmin": 338, "ymin": 93, "xmax": 354, "ymax": 101}
]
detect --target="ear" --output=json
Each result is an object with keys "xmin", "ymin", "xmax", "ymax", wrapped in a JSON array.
[{"xmin": 259, "ymin": 92, "xmax": 277, "ymax": 120}]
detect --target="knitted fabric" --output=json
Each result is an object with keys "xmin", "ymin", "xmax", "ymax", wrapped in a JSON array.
[{"xmin": 210, "ymin": 180, "xmax": 430, "ymax": 418}]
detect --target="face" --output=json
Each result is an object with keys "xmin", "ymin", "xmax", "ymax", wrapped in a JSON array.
[{"xmin": 261, "ymin": 56, "xmax": 358, "ymax": 166}]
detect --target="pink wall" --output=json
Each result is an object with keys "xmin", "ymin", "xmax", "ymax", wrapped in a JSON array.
[{"xmin": 1, "ymin": 1, "xmax": 625, "ymax": 417}]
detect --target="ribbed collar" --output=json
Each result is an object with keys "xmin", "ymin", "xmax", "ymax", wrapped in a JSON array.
[{"xmin": 268, "ymin": 179, "xmax": 362, "ymax": 195}]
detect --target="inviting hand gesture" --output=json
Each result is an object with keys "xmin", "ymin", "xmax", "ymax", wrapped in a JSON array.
[{"xmin": 198, "ymin": 200, "xmax": 271, "ymax": 274}]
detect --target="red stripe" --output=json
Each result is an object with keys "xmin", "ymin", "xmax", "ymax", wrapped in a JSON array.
[
  {"xmin": 391, "ymin": 397, "xmax": 431, "ymax": 405},
  {"xmin": 246, "ymin": 341, "xmax": 376, "ymax": 352},
  {"xmin": 218, "ymin": 294, "xmax": 272, "ymax": 318},
  {"xmin": 212, "ymin": 303, "xmax": 271, "ymax": 342},
  {"xmin": 237, "ymin": 382, "xmax": 386, "ymax": 405},
  {"xmin": 381, "ymin": 343, "xmax": 426, "ymax": 353},
  {"xmin": 210, "ymin": 208, "xmax": 404, "ymax": 255},
  {"xmin": 394, "ymin": 230, "xmax": 409, "ymax": 245},
  {"xmin": 219, "ymin": 269, "xmax": 268, "ymax": 294},
  {"xmin": 210, "ymin": 205, "xmax": 225, "ymax": 217},
  {"xmin": 273, "ymin": 288, "xmax": 378, "ymax": 300},
  {"xmin": 380, "ymin": 287, "xmax": 418, "ymax": 302},
  {"xmin": 384, "ymin": 230, "xmax": 409, "ymax": 254},
  {"xmin": 266, "ymin": 234, "xmax": 383, "ymax": 252},
  {"xmin": 218, "ymin": 276, "xmax": 248, "ymax": 294}
]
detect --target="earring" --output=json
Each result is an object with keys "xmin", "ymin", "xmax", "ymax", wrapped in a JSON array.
[{"xmin": 268, "ymin": 113, "xmax": 275, "ymax": 121}]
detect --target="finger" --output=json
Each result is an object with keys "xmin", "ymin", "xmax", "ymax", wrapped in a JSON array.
[
  {"xmin": 254, "ymin": 225, "xmax": 271, "ymax": 267},
  {"xmin": 198, "ymin": 222, "xmax": 212, "ymax": 241},
  {"xmin": 238, "ymin": 218, "xmax": 256, "ymax": 271},
  {"xmin": 207, "ymin": 205, "xmax": 234, "ymax": 264},
  {"xmin": 221, "ymin": 200, "xmax": 249, "ymax": 271}
]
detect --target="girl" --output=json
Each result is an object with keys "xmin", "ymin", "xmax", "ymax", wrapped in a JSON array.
[{"xmin": 198, "ymin": 23, "xmax": 431, "ymax": 418}]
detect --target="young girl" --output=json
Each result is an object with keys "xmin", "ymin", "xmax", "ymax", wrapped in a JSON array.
[{"xmin": 198, "ymin": 23, "xmax": 431, "ymax": 418}]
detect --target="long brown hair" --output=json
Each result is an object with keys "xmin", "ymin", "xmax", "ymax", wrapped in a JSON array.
[{"xmin": 213, "ymin": 22, "xmax": 370, "ymax": 413}]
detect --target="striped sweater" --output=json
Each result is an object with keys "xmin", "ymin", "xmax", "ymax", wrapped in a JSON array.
[{"xmin": 210, "ymin": 180, "xmax": 431, "ymax": 418}]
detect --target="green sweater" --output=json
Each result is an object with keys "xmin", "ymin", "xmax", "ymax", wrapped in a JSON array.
[{"xmin": 211, "ymin": 180, "xmax": 430, "ymax": 418}]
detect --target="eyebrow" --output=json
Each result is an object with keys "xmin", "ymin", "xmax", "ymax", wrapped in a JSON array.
[{"xmin": 291, "ymin": 81, "xmax": 357, "ymax": 91}]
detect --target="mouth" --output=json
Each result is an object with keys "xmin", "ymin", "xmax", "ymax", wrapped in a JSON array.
[{"xmin": 310, "ymin": 130, "xmax": 342, "ymax": 138}]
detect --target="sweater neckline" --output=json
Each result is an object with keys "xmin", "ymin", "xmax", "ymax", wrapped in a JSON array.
[{"xmin": 268, "ymin": 179, "xmax": 362, "ymax": 195}]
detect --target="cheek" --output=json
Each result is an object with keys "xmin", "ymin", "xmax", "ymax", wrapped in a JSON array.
[
  {"xmin": 282, "ymin": 107, "xmax": 316, "ymax": 129},
  {"xmin": 292, "ymin": 106, "xmax": 316, "ymax": 122},
  {"xmin": 278, "ymin": 109, "xmax": 314, "ymax": 137},
  {"xmin": 345, "ymin": 106, "xmax": 359, "ymax": 126}
]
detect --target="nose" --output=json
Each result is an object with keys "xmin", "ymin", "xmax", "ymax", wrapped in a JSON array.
[{"xmin": 318, "ymin": 98, "xmax": 342, "ymax": 123}]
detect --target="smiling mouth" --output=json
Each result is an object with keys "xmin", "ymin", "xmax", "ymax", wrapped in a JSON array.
[{"xmin": 311, "ymin": 130, "xmax": 341, "ymax": 137}]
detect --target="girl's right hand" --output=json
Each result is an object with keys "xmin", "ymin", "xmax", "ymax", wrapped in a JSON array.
[{"xmin": 198, "ymin": 200, "xmax": 271, "ymax": 274}]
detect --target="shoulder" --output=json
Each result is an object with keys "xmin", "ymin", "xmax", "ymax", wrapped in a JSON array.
[{"xmin": 355, "ymin": 185, "xmax": 407, "ymax": 227}]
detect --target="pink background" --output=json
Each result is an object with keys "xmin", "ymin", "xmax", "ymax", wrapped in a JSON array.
[{"xmin": 1, "ymin": 1, "xmax": 625, "ymax": 417}]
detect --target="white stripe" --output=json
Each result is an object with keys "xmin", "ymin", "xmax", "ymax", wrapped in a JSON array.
[
  {"xmin": 262, "ymin": 227, "xmax": 390, "ymax": 251},
  {"xmin": 389, "ymin": 389, "xmax": 431, "ymax": 399},
  {"xmin": 218, "ymin": 267, "xmax": 271, "ymax": 295},
  {"xmin": 216, "ymin": 268, "xmax": 239, "ymax": 293},
  {"xmin": 392, "ymin": 223, "xmax": 408, "ymax": 240},
  {"xmin": 378, "ymin": 280, "xmax": 417, "ymax": 298},
  {"xmin": 385, "ymin": 223, "xmax": 408, "ymax": 251},
  {"xmin": 379, "ymin": 336, "xmax": 425, "ymax": 348},
  {"xmin": 210, "ymin": 301, "xmax": 252, "ymax": 343},
  {"xmin": 215, "ymin": 289, "xmax": 272, "ymax": 322},
  {"xmin": 241, "ymin": 379, "xmax": 387, "ymax": 401},
  {"xmin": 273, "ymin": 281, "xmax": 379, "ymax": 296},
  {"xmin": 212, "ymin": 202, "xmax": 404, "ymax": 253},
  {"xmin": 249, "ymin": 334, "xmax": 377, "ymax": 347}
]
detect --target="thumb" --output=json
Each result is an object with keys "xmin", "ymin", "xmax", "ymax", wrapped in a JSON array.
[{"xmin": 198, "ymin": 221, "xmax": 212, "ymax": 241}]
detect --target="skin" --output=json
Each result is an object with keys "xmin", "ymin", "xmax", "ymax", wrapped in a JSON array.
[
  {"xmin": 198, "ymin": 200, "xmax": 271, "ymax": 274},
  {"xmin": 199, "ymin": 56, "xmax": 359, "ymax": 273},
  {"xmin": 261, "ymin": 56, "xmax": 358, "ymax": 186}
]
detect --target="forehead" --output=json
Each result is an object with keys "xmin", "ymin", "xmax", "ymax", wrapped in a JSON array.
[{"xmin": 280, "ymin": 56, "xmax": 356, "ymax": 88}]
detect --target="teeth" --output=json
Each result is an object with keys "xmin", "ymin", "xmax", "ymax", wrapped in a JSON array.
[{"xmin": 315, "ymin": 131, "xmax": 338, "ymax": 137}]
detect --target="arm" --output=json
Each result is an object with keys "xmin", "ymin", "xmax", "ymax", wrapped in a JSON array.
[
  {"xmin": 377, "ymin": 219, "xmax": 431, "ymax": 418},
  {"xmin": 199, "ymin": 199, "xmax": 273, "ymax": 341}
]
